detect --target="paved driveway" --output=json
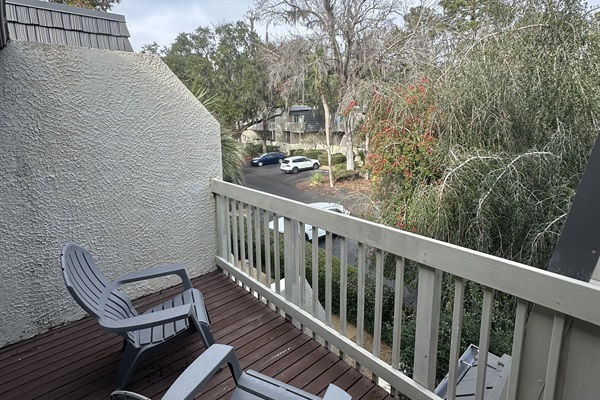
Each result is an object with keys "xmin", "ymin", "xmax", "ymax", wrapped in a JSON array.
[{"xmin": 243, "ymin": 164, "xmax": 344, "ymax": 204}]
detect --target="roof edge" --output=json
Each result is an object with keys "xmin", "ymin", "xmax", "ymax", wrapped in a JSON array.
[
  {"xmin": 6, "ymin": 0, "xmax": 126, "ymax": 22},
  {"xmin": 1, "ymin": 0, "xmax": 7, "ymax": 49}
]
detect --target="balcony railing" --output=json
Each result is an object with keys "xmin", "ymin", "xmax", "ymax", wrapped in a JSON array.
[
  {"xmin": 211, "ymin": 179, "xmax": 600, "ymax": 400},
  {"xmin": 283, "ymin": 121, "xmax": 305, "ymax": 132}
]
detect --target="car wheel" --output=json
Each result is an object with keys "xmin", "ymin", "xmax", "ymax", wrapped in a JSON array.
[
  {"xmin": 292, "ymin": 167, "xmax": 299, "ymax": 174},
  {"xmin": 313, "ymin": 163, "xmax": 319, "ymax": 170},
  {"xmin": 258, "ymin": 161, "xmax": 263, "ymax": 167}
]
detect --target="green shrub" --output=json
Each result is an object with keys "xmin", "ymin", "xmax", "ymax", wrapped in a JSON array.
[
  {"xmin": 244, "ymin": 143, "xmax": 263, "ymax": 157},
  {"xmin": 309, "ymin": 172, "xmax": 323, "ymax": 185},
  {"xmin": 332, "ymin": 169, "xmax": 361, "ymax": 182},
  {"xmin": 290, "ymin": 149, "xmax": 305, "ymax": 156},
  {"xmin": 317, "ymin": 153, "xmax": 346, "ymax": 166},
  {"xmin": 305, "ymin": 150, "xmax": 324, "ymax": 159},
  {"xmin": 244, "ymin": 143, "xmax": 281, "ymax": 158}
]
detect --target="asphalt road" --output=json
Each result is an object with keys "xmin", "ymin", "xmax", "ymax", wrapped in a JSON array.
[{"xmin": 243, "ymin": 164, "xmax": 343, "ymax": 204}]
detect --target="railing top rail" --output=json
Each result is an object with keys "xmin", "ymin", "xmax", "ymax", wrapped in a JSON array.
[{"xmin": 211, "ymin": 179, "xmax": 600, "ymax": 326}]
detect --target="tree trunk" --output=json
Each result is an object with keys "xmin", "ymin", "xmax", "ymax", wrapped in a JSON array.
[
  {"xmin": 262, "ymin": 108, "xmax": 268, "ymax": 153},
  {"xmin": 321, "ymin": 92, "xmax": 334, "ymax": 188},
  {"xmin": 345, "ymin": 118, "xmax": 355, "ymax": 170}
]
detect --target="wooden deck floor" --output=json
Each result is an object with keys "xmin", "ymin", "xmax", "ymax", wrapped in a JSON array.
[{"xmin": 0, "ymin": 270, "xmax": 393, "ymax": 399}]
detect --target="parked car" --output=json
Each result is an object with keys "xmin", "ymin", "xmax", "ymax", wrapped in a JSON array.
[
  {"xmin": 280, "ymin": 156, "xmax": 320, "ymax": 173},
  {"xmin": 268, "ymin": 202, "xmax": 350, "ymax": 241},
  {"xmin": 251, "ymin": 152, "xmax": 287, "ymax": 167}
]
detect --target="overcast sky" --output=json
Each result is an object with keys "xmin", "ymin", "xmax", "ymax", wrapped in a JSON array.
[
  {"xmin": 111, "ymin": 0, "xmax": 256, "ymax": 51},
  {"xmin": 112, "ymin": 0, "xmax": 600, "ymax": 52}
]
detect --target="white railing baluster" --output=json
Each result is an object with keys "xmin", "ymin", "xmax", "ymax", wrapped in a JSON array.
[
  {"xmin": 231, "ymin": 200, "xmax": 239, "ymax": 274},
  {"xmin": 283, "ymin": 217, "xmax": 300, "ymax": 306},
  {"xmin": 356, "ymin": 242, "xmax": 366, "ymax": 373},
  {"xmin": 325, "ymin": 231, "xmax": 333, "ymax": 327},
  {"xmin": 392, "ymin": 256, "xmax": 405, "ymax": 369},
  {"xmin": 299, "ymin": 222, "xmax": 306, "ymax": 312},
  {"xmin": 339, "ymin": 237, "xmax": 348, "ymax": 348},
  {"xmin": 274, "ymin": 213, "xmax": 281, "ymax": 295},
  {"xmin": 238, "ymin": 202, "xmax": 247, "ymax": 277},
  {"xmin": 215, "ymin": 194, "xmax": 227, "ymax": 259},
  {"xmin": 475, "ymin": 286, "xmax": 495, "ymax": 400},
  {"xmin": 225, "ymin": 197, "xmax": 232, "ymax": 263},
  {"xmin": 255, "ymin": 206, "xmax": 263, "ymax": 287},
  {"xmin": 390, "ymin": 256, "xmax": 405, "ymax": 397},
  {"xmin": 247, "ymin": 204, "xmax": 254, "ymax": 275},
  {"xmin": 543, "ymin": 312, "xmax": 567, "ymax": 400},
  {"xmin": 325, "ymin": 231, "xmax": 333, "ymax": 349},
  {"xmin": 312, "ymin": 225, "xmax": 319, "ymax": 322},
  {"xmin": 507, "ymin": 298, "xmax": 529, "ymax": 400},
  {"xmin": 263, "ymin": 211, "xmax": 272, "ymax": 309},
  {"xmin": 414, "ymin": 265, "xmax": 443, "ymax": 390},
  {"xmin": 339, "ymin": 237, "xmax": 348, "ymax": 361},
  {"xmin": 373, "ymin": 249, "xmax": 384, "ymax": 383},
  {"xmin": 448, "ymin": 276, "xmax": 465, "ymax": 400}
]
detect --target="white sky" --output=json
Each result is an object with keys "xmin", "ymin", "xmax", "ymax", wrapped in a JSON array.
[
  {"xmin": 112, "ymin": 0, "xmax": 600, "ymax": 52},
  {"xmin": 112, "ymin": 0, "xmax": 256, "ymax": 51}
]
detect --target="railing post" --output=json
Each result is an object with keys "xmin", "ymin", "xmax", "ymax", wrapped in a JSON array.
[
  {"xmin": 215, "ymin": 194, "xmax": 228, "ymax": 259},
  {"xmin": 283, "ymin": 217, "xmax": 300, "ymax": 306},
  {"xmin": 414, "ymin": 264, "xmax": 443, "ymax": 390}
]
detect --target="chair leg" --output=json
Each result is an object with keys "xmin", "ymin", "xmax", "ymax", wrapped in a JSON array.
[
  {"xmin": 189, "ymin": 290, "xmax": 213, "ymax": 344},
  {"xmin": 191, "ymin": 318, "xmax": 215, "ymax": 348},
  {"xmin": 116, "ymin": 344, "xmax": 144, "ymax": 390}
]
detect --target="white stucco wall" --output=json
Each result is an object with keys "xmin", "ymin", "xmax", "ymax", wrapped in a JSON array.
[{"xmin": 0, "ymin": 41, "xmax": 222, "ymax": 347}]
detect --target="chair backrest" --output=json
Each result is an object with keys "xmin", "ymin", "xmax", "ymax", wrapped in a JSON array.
[{"xmin": 61, "ymin": 242, "xmax": 136, "ymax": 325}]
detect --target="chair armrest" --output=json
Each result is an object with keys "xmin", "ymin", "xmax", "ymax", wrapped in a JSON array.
[
  {"xmin": 100, "ymin": 304, "xmax": 193, "ymax": 333},
  {"xmin": 163, "ymin": 344, "xmax": 244, "ymax": 400},
  {"xmin": 114, "ymin": 263, "xmax": 193, "ymax": 290},
  {"xmin": 323, "ymin": 384, "xmax": 352, "ymax": 400}
]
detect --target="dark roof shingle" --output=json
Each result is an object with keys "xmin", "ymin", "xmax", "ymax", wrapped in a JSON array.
[{"xmin": 5, "ymin": 0, "xmax": 132, "ymax": 51}]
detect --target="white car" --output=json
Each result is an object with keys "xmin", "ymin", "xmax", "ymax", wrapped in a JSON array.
[
  {"xmin": 280, "ymin": 156, "xmax": 320, "ymax": 174},
  {"xmin": 268, "ymin": 202, "xmax": 350, "ymax": 241}
]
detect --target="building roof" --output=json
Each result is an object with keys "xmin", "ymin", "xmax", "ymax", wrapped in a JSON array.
[
  {"xmin": 435, "ymin": 344, "xmax": 512, "ymax": 399},
  {"xmin": 5, "ymin": 0, "xmax": 132, "ymax": 51}
]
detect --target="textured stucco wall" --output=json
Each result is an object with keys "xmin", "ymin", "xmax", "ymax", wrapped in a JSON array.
[{"xmin": 0, "ymin": 41, "xmax": 222, "ymax": 347}]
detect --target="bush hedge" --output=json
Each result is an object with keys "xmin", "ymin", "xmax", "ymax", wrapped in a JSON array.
[
  {"xmin": 244, "ymin": 143, "xmax": 281, "ymax": 157},
  {"xmin": 317, "ymin": 153, "xmax": 346, "ymax": 166},
  {"xmin": 305, "ymin": 150, "xmax": 324, "ymax": 159},
  {"xmin": 289, "ymin": 149, "xmax": 305, "ymax": 156},
  {"xmin": 332, "ymin": 169, "xmax": 361, "ymax": 182}
]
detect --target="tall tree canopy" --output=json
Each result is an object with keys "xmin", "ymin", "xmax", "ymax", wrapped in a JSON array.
[
  {"xmin": 47, "ymin": 0, "xmax": 120, "ymax": 11},
  {"xmin": 254, "ymin": 0, "xmax": 401, "ymax": 170},
  {"xmin": 150, "ymin": 21, "xmax": 276, "ymax": 133}
]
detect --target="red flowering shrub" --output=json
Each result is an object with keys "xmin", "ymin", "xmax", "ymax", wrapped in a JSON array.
[{"xmin": 359, "ymin": 78, "xmax": 442, "ymax": 228}]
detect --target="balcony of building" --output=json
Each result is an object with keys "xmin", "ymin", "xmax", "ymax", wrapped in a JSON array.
[{"xmin": 1, "ymin": 179, "xmax": 598, "ymax": 400}]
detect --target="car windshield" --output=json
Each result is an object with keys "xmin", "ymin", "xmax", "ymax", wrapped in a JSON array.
[{"xmin": 281, "ymin": 159, "xmax": 290, "ymax": 164}]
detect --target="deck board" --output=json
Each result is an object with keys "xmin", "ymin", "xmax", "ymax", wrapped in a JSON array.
[{"xmin": 0, "ymin": 270, "xmax": 392, "ymax": 399}]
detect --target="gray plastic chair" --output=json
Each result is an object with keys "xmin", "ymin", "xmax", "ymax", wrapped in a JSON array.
[
  {"xmin": 110, "ymin": 344, "xmax": 351, "ymax": 400},
  {"xmin": 61, "ymin": 242, "xmax": 214, "ymax": 389}
]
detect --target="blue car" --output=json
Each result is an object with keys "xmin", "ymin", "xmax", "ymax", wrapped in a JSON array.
[{"xmin": 250, "ymin": 152, "xmax": 287, "ymax": 167}]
